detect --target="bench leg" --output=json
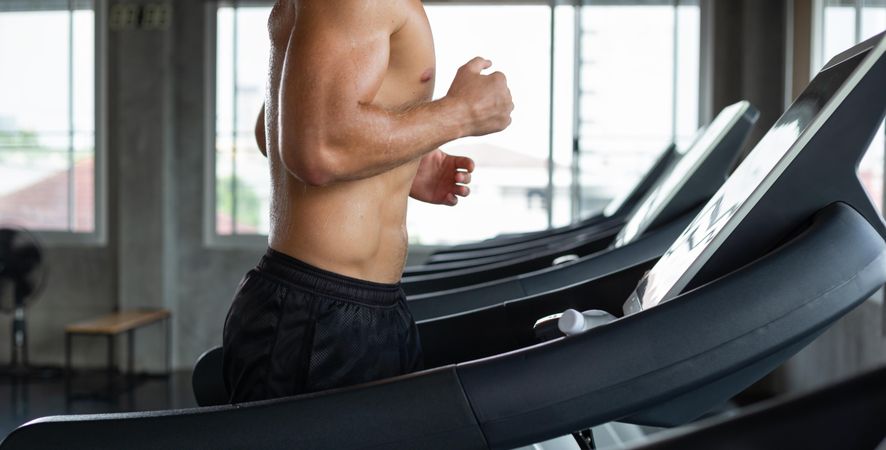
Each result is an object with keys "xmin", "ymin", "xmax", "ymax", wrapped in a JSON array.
[
  {"xmin": 107, "ymin": 334, "xmax": 115, "ymax": 402},
  {"xmin": 127, "ymin": 328, "xmax": 135, "ymax": 391},
  {"xmin": 65, "ymin": 333, "xmax": 72, "ymax": 407},
  {"xmin": 165, "ymin": 318, "xmax": 172, "ymax": 403},
  {"xmin": 165, "ymin": 317, "xmax": 172, "ymax": 376}
]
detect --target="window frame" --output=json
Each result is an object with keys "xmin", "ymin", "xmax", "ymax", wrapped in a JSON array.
[
  {"xmin": 0, "ymin": 0, "xmax": 108, "ymax": 246},
  {"xmin": 204, "ymin": 0, "xmax": 704, "ymax": 247},
  {"xmin": 203, "ymin": 1, "xmax": 267, "ymax": 248},
  {"xmin": 206, "ymin": 0, "xmax": 287, "ymax": 248}
]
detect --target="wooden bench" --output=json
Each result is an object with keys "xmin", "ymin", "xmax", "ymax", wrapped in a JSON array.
[{"xmin": 65, "ymin": 309, "xmax": 171, "ymax": 399}]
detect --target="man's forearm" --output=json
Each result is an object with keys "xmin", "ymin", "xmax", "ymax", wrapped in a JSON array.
[
  {"xmin": 280, "ymin": 95, "xmax": 469, "ymax": 186},
  {"xmin": 341, "ymin": 97, "xmax": 467, "ymax": 177}
]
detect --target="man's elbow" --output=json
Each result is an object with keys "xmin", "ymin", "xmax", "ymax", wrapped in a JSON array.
[
  {"xmin": 280, "ymin": 144, "xmax": 341, "ymax": 187},
  {"xmin": 299, "ymin": 165, "xmax": 337, "ymax": 187}
]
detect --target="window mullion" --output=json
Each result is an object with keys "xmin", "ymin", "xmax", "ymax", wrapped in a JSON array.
[
  {"xmin": 546, "ymin": 2, "xmax": 556, "ymax": 229},
  {"xmin": 231, "ymin": 4, "xmax": 239, "ymax": 235},
  {"xmin": 670, "ymin": 0, "xmax": 679, "ymax": 143},
  {"xmin": 854, "ymin": 0, "xmax": 862, "ymax": 44},
  {"xmin": 67, "ymin": 0, "xmax": 76, "ymax": 231},
  {"xmin": 570, "ymin": 0, "xmax": 582, "ymax": 223}
]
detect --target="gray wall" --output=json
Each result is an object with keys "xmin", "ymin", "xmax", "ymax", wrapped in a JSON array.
[
  {"xmin": 704, "ymin": 0, "xmax": 788, "ymax": 153},
  {"xmin": 169, "ymin": 0, "xmax": 266, "ymax": 372}
]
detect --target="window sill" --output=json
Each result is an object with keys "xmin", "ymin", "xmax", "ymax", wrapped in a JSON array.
[{"xmin": 33, "ymin": 230, "xmax": 107, "ymax": 247}]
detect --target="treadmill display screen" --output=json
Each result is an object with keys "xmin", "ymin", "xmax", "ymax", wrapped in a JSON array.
[
  {"xmin": 626, "ymin": 48, "xmax": 871, "ymax": 313},
  {"xmin": 602, "ymin": 135, "xmax": 699, "ymax": 219},
  {"xmin": 613, "ymin": 102, "xmax": 747, "ymax": 247}
]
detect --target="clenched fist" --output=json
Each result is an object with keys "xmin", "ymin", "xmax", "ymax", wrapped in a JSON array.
[{"xmin": 446, "ymin": 57, "xmax": 514, "ymax": 137}]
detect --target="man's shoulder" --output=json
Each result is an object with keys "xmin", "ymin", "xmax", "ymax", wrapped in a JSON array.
[
  {"xmin": 299, "ymin": 0, "xmax": 413, "ymax": 19},
  {"xmin": 292, "ymin": 0, "xmax": 413, "ymax": 37}
]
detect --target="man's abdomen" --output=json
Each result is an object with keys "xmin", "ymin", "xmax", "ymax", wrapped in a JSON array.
[{"xmin": 268, "ymin": 161, "xmax": 418, "ymax": 284}]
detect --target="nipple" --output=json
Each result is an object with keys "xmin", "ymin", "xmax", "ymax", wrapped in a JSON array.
[{"xmin": 420, "ymin": 68, "xmax": 434, "ymax": 83}]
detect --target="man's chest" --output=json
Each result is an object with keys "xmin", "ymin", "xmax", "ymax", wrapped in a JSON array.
[{"xmin": 384, "ymin": 3, "xmax": 436, "ymax": 100}]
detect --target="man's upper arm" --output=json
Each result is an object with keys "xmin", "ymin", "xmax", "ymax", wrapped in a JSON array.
[{"xmin": 279, "ymin": 1, "xmax": 407, "ymax": 150}]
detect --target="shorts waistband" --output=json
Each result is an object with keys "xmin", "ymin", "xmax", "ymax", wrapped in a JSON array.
[{"xmin": 256, "ymin": 248, "xmax": 403, "ymax": 307}]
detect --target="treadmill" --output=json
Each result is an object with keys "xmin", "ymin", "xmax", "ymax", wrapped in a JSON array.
[
  {"xmin": 406, "ymin": 143, "xmax": 698, "ymax": 274},
  {"xmin": 3, "ymin": 32, "xmax": 884, "ymax": 450},
  {"xmin": 422, "ymin": 144, "xmax": 679, "ymax": 257},
  {"xmin": 415, "ymin": 143, "xmax": 679, "ymax": 265},
  {"xmin": 402, "ymin": 101, "xmax": 759, "ymax": 295},
  {"xmin": 402, "ymin": 217, "xmax": 625, "ymax": 277}
]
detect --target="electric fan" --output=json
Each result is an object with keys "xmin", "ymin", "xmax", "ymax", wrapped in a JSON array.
[{"xmin": 0, "ymin": 226, "xmax": 48, "ymax": 376}]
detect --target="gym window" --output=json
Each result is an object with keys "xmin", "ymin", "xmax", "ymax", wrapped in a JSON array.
[
  {"xmin": 208, "ymin": 1, "xmax": 701, "ymax": 245},
  {"xmin": 0, "ymin": 0, "xmax": 104, "ymax": 241},
  {"xmin": 813, "ymin": 0, "xmax": 886, "ymax": 212},
  {"xmin": 211, "ymin": 3, "xmax": 273, "ymax": 238},
  {"xmin": 576, "ymin": 1, "xmax": 700, "ymax": 218},
  {"xmin": 408, "ymin": 4, "xmax": 556, "ymax": 244}
]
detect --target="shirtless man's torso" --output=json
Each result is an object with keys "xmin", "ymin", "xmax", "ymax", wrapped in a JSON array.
[
  {"xmin": 223, "ymin": 0, "xmax": 512, "ymax": 402},
  {"xmin": 260, "ymin": 0, "xmax": 510, "ymax": 282}
]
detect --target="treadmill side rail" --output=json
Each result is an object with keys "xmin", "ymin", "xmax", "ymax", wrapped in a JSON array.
[
  {"xmin": 0, "ymin": 366, "xmax": 487, "ymax": 450},
  {"xmin": 408, "ymin": 209, "xmax": 695, "ymax": 322}
]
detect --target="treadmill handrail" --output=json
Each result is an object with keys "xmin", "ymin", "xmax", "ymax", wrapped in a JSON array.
[
  {"xmin": 402, "ymin": 220, "xmax": 625, "ymax": 295},
  {"xmin": 415, "ymin": 217, "xmax": 625, "ymax": 268},
  {"xmin": 407, "ymin": 208, "xmax": 696, "ymax": 321},
  {"xmin": 404, "ymin": 217, "xmax": 626, "ymax": 275}
]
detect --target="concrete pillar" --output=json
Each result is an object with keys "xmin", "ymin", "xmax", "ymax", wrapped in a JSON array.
[
  {"xmin": 107, "ymin": 0, "xmax": 175, "ymax": 372},
  {"xmin": 704, "ymin": 0, "xmax": 787, "ymax": 155}
]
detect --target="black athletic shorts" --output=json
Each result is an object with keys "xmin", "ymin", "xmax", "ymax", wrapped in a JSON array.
[{"xmin": 222, "ymin": 248, "xmax": 423, "ymax": 403}]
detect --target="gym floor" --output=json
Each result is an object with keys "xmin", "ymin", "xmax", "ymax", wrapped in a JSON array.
[{"xmin": 0, "ymin": 371, "xmax": 195, "ymax": 440}]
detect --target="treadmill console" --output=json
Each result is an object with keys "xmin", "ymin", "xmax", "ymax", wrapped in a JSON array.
[
  {"xmin": 612, "ymin": 101, "xmax": 752, "ymax": 248},
  {"xmin": 624, "ymin": 39, "xmax": 879, "ymax": 315}
]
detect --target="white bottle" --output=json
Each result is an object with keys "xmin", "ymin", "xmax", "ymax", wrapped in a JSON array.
[{"xmin": 557, "ymin": 309, "xmax": 617, "ymax": 336}]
